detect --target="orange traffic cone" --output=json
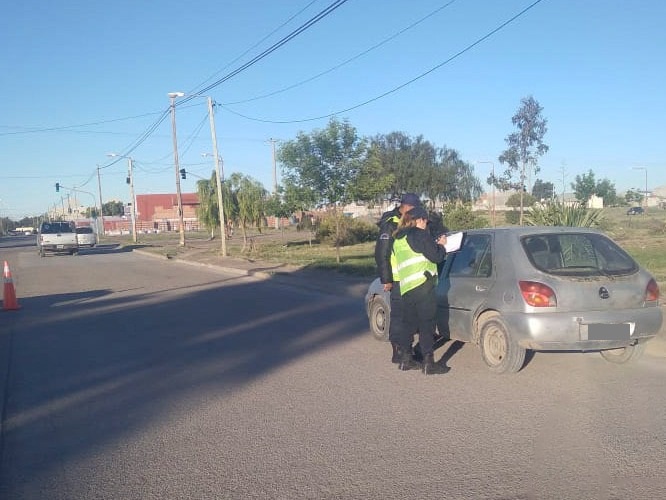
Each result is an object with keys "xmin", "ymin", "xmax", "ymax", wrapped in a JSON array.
[{"xmin": 3, "ymin": 260, "xmax": 20, "ymax": 311}]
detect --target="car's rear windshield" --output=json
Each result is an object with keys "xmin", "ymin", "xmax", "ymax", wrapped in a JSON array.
[
  {"xmin": 522, "ymin": 233, "xmax": 638, "ymax": 277},
  {"xmin": 76, "ymin": 227, "xmax": 93, "ymax": 234},
  {"xmin": 40, "ymin": 222, "xmax": 74, "ymax": 234}
]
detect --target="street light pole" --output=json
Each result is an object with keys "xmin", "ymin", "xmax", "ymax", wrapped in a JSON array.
[
  {"xmin": 96, "ymin": 165, "xmax": 105, "ymax": 237},
  {"xmin": 478, "ymin": 161, "xmax": 496, "ymax": 227},
  {"xmin": 169, "ymin": 92, "xmax": 186, "ymax": 246},
  {"xmin": 206, "ymin": 97, "xmax": 227, "ymax": 257}
]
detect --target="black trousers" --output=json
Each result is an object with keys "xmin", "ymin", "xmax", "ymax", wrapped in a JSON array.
[
  {"xmin": 400, "ymin": 277, "xmax": 437, "ymax": 356},
  {"xmin": 388, "ymin": 283, "xmax": 406, "ymax": 345}
]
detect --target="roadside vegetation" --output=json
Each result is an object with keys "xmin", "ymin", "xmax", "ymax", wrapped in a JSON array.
[{"xmin": 114, "ymin": 204, "xmax": 666, "ymax": 288}]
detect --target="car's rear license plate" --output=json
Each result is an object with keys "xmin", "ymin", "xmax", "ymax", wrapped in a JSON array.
[
  {"xmin": 588, "ymin": 323, "xmax": 631, "ymax": 341},
  {"xmin": 57, "ymin": 245, "xmax": 64, "ymax": 249}
]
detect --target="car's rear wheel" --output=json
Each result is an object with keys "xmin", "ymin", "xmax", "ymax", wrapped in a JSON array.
[
  {"xmin": 599, "ymin": 342, "xmax": 646, "ymax": 364},
  {"xmin": 479, "ymin": 316, "xmax": 526, "ymax": 374},
  {"xmin": 369, "ymin": 296, "xmax": 390, "ymax": 342}
]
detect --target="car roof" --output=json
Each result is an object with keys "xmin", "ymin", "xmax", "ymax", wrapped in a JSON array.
[{"xmin": 463, "ymin": 226, "xmax": 605, "ymax": 237}]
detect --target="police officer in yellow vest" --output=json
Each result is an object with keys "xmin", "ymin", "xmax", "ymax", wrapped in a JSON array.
[
  {"xmin": 374, "ymin": 193, "xmax": 421, "ymax": 363},
  {"xmin": 392, "ymin": 205, "xmax": 449, "ymax": 374}
]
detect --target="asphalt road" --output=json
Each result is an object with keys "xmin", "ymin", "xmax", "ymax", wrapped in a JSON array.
[{"xmin": 1, "ymin": 241, "xmax": 666, "ymax": 499}]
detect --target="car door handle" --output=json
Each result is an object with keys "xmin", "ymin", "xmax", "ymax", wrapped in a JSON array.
[{"xmin": 475, "ymin": 285, "xmax": 488, "ymax": 292}]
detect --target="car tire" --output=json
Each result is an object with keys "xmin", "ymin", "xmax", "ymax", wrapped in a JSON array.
[
  {"xmin": 479, "ymin": 316, "xmax": 526, "ymax": 374},
  {"xmin": 599, "ymin": 342, "xmax": 646, "ymax": 364},
  {"xmin": 368, "ymin": 296, "xmax": 390, "ymax": 342}
]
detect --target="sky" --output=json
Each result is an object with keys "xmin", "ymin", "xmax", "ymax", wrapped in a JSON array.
[{"xmin": 1, "ymin": 0, "xmax": 665, "ymax": 220}]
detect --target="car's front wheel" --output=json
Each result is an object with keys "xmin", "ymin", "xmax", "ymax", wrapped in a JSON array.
[
  {"xmin": 479, "ymin": 316, "xmax": 526, "ymax": 374},
  {"xmin": 600, "ymin": 342, "xmax": 646, "ymax": 364},
  {"xmin": 368, "ymin": 296, "xmax": 390, "ymax": 342}
]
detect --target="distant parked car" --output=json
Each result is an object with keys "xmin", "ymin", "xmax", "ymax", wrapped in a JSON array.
[
  {"xmin": 627, "ymin": 206, "xmax": 644, "ymax": 215},
  {"xmin": 75, "ymin": 226, "xmax": 97, "ymax": 248},
  {"xmin": 365, "ymin": 226, "xmax": 662, "ymax": 374}
]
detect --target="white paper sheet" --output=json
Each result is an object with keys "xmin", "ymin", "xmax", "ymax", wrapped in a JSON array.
[{"xmin": 444, "ymin": 231, "xmax": 463, "ymax": 253}]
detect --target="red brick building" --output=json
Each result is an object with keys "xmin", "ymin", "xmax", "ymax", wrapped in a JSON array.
[{"xmin": 135, "ymin": 193, "xmax": 200, "ymax": 232}]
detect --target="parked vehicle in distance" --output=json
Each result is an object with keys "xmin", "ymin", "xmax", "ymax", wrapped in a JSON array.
[
  {"xmin": 365, "ymin": 226, "xmax": 663, "ymax": 374},
  {"xmin": 627, "ymin": 206, "xmax": 644, "ymax": 215},
  {"xmin": 75, "ymin": 226, "xmax": 97, "ymax": 248},
  {"xmin": 37, "ymin": 221, "xmax": 79, "ymax": 257}
]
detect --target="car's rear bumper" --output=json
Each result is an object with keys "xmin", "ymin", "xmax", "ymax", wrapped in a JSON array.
[
  {"xmin": 501, "ymin": 306, "xmax": 663, "ymax": 351},
  {"xmin": 41, "ymin": 244, "xmax": 78, "ymax": 251}
]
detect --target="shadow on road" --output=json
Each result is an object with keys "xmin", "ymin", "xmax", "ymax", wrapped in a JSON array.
[{"xmin": 0, "ymin": 259, "xmax": 368, "ymax": 490}]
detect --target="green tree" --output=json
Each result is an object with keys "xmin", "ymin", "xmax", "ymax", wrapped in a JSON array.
[
  {"xmin": 279, "ymin": 117, "xmax": 367, "ymax": 263},
  {"xmin": 571, "ymin": 170, "xmax": 596, "ymax": 204},
  {"xmin": 102, "ymin": 200, "xmax": 125, "ymax": 216},
  {"xmin": 352, "ymin": 144, "xmax": 394, "ymax": 202},
  {"xmin": 532, "ymin": 179, "xmax": 554, "ymax": 201},
  {"xmin": 506, "ymin": 192, "xmax": 537, "ymax": 209},
  {"xmin": 195, "ymin": 173, "xmax": 218, "ymax": 238},
  {"xmin": 367, "ymin": 132, "xmax": 481, "ymax": 205},
  {"xmin": 595, "ymin": 178, "xmax": 619, "ymax": 207},
  {"xmin": 625, "ymin": 188, "xmax": 643, "ymax": 204},
  {"xmin": 497, "ymin": 96, "xmax": 549, "ymax": 225},
  {"xmin": 227, "ymin": 173, "xmax": 267, "ymax": 251}
]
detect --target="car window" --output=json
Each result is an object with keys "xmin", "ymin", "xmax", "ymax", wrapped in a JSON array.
[
  {"xmin": 76, "ymin": 227, "xmax": 93, "ymax": 234},
  {"xmin": 448, "ymin": 234, "xmax": 492, "ymax": 277},
  {"xmin": 522, "ymin": 233, "xmax": 637, "ymax": 276},
  {"xmin": 40, "ymin": 222, "xmax": 74, "ymax": 234}
]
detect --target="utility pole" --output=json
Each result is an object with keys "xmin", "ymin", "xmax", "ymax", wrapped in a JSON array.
[
  {"xmin": 169, "ymin": 92, "xmax": 186, "ymax": 246},
  {"xmin": 207, "ymin": 97, "xmax": 227, "ymax": 257},
  {"xmin": 127, "ymin": 157, "xmax": 138, "ymax": 243},
  {"xmin": 269, "ymin": 137, "xmax": 279, "ymax": 229},
  {"xmin": 96, "ymin": 165, "xmax": 105, "ymax": 236}
]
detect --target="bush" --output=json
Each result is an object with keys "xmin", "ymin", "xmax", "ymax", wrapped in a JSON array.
[
  {"xmin": 441, "ymin": 202, "xmax": 488, "ymax": 231},
  {"xmin": 524, "ymin": 201, "xmax": 604, "ymax": 227},
  {"xmin": 316, "ymin": 213, "xmax": 378, "ymax": 246},
  {"xmin": 505, "ymin": 210, "xmax": 520, "ymax": 225}
]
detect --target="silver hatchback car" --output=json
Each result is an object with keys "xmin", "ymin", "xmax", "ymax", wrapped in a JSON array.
[{"xmin": 365, "ymin": 226, "xmax": 663, "ymax": 373}]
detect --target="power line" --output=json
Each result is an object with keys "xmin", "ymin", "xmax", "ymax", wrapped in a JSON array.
[
  {"xmin": 224, "ymin": 0, "xmax": 460, "ymax": 106},
  {"xmin": 0, "ymin": 110, "xmax": 166, "ymax": 137},
  {"xmin": 188, "ymin": 0, "xmax": 321, "ymax": 94},
  {"xmin": 182, "ymin": 0, "xmax": 351, "ymax": 104},
  {"xmin": 218, "ymin": 0, "xmax": 547, "ymax": 124}
]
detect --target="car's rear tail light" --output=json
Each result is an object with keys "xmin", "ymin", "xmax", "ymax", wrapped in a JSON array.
[
  {"xmin": 646, "ymin": 279, "xmax": 660, "ymax": 302},
  {"xmin": 519, "ymin": 281, "xmax": 557, "ymax": 307}
]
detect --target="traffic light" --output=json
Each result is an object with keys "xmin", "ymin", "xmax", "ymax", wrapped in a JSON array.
[
  {"xmin": 55, "ymin": 182, "xmax": 60, "ymax": 192},
  {"xmin": 180, "ymin": 169, "xmax": 187, "ymax": 180}
]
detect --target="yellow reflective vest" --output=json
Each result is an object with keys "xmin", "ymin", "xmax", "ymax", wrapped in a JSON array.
[{"xmin": 392, "ymin": 234, "xmax": 437, "ymax": 295}]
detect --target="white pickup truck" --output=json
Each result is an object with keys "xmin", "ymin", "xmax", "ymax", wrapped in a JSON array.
[{"xmin": 37, "ymin": 221, "xmax": 79, "ymax": 256}]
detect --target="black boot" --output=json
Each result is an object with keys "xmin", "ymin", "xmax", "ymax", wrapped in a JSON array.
[
  {"xmin": 398, "ymin": 347, "xmax": 420, "ymax": 371},
  {"xmin": 422, "ymin": 353, "xmax": 450, "ymax": 375},
  {"xmin": 412, "ymin": 343, "xmax": 424, "ymax": 363},
  {"xmin": 391, "ymin": 342, "xmax": 400, "ymax": 364}
]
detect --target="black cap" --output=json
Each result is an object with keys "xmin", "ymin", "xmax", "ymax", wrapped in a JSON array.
[
  {"xmin": 408, "ymin": 206, "xmax": 428, "ymax": 220},
  {"xmin": 400, "ymin": 193, "xmax": 421, "ymax": 207}
]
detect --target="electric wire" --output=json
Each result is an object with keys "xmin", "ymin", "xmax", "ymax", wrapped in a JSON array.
[
  {"xmin": 220, "ymin": 0, "xmax": 546, "ymax": 124},
  {"xmin": 188, "ymin": 0, "xmax": 321, "ymax": 94},
  {"xmin": 224, "ymin": 0, "xmax": 459, "ymax": 106},
  {"xmin": 181, "ymin": 0, "xmax": 351, "ymax": 105}
]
